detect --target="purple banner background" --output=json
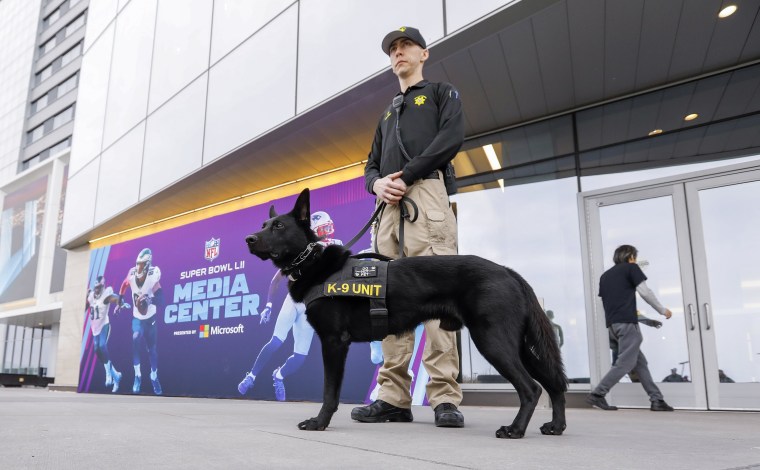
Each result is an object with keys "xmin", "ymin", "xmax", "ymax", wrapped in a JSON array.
[{"xmin": 78, "ymin": 179, "xmax": 382, "ymax": 402}]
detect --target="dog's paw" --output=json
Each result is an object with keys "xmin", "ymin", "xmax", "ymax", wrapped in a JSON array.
[
  {"xmin": 297, "ymin": 417, "xmax": 325, "ymax": 431},
  {"xmin": 495, "ymin": 425, "xmax": 524, "ymax": 439},
  {"xmin": 540, "ymin": 422, "xmax": 566, "ymax": 436}
]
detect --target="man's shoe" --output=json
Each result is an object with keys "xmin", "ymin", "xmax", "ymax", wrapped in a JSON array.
[
  {"xmin": 132, "ymin": 375, "xmax": 141, "ymax": 394},
  {"xmin": 351, "ymin": 400, "xmax": 413, "ymax": 423},
  {"xmin": 238, "ymin": 372, "xmax": 255, "ymax": 395},
  {"xmin": 434, "ymin": 403, "xmax": 464, "ymax": 428},
  {"xmin": 650, "ymin": 399, "xmax": 674, "ymax": 411},
  {"xmin": 586, "ymin": 393, "xmax": 618, "ymax": 410},
  {"xmin": 272, "ymin": 368, "xmax": 286, "ymax": 401}
]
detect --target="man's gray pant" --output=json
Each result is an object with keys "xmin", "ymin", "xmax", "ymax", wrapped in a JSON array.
[{"xmin": 592, "ymin": 322, "xmax": 664, "ymax": 402}]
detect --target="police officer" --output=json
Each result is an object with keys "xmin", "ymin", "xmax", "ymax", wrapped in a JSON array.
[{"xmin": 351, "ymin": 26, "xmax": 465, "ymax": 427}]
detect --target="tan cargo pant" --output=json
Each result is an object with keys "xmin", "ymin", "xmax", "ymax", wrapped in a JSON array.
[{"xmin": 373, "ymin": 175, "xmax": 463, "ymax": 409}]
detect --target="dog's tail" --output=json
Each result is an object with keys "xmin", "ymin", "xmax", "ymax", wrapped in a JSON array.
[{"xmin": 509, "ymin": 267, "xmax": 568, "ymax": 393}]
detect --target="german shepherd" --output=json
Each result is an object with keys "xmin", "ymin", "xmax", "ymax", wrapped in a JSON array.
[{"xmin": 245, "ymin": 188, "xmax": 567, "ymax": 438}]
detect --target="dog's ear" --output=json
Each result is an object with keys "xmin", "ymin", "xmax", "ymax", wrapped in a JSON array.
[
  {"xmin": 293, "ymin": 188, "xmax": 310, "ymax": 223},
  {"xmin": 269, "ymin": 205, "xmax": 277, "ymax": 218}
]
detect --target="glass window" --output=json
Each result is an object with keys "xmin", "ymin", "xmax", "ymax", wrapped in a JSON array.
[
  {"xmin": 38, "ymin": 65, "xmax": 53, "ymax": 84},
  {"xmin": 44, "ymin": 8, "xmax": 61, "ymax": 28},
  {"xmin": 61, "ymin": 42, "xmax": 82, "ymax": 67},
  {"xmin": 53, "ymin": 106, "xmax": 74, "ymax": 129},
  {"xmin": 20, "ymin": 327, "xmax": 33, "ymax": 373},
  {"xmin": 30, "ymin": 328, "xmax": 43, "ymax": 375},
  {"xmin": 3, "ymin": 326, "xmax": 15, "ymax": 371},
  {"xmin": 70, "ymin": 0, "xmax": 83, "ymax": 6},
  {"xmin": 28, "ymin": 125, "xmax": 45, "ymax": 143},
  {"xmin": 453, "ymin": 177, "xmax": 590, "ymax": 384},
  {"xmin": 66, "ymin": 14, "xmax": 85, "ymax": 36},
  {"xmin": 32, "ymin": 93, "xmax": 49, "ymax": 113},
  {"xmin": 22, "ymin": 155, "xmax": 41, "ymax": 171},
  {"xmin": 57, "ymin": 74, "xmax": 77, "ymax": 96},
  {"xmin": 40, "ymin": 329, "xmax": 52, "ymax": 377},
  {"xmin": 49, "ymin": 138, "xmax": 71, "ymax": 156},
  {"xmin": 41, "ymin": 36, "xmax": 57, "ymax": 55}
]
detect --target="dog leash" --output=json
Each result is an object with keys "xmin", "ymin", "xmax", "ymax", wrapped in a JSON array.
[{"xmin": 345, "ymin": 195, "xmax": 418, "ymax": 259}]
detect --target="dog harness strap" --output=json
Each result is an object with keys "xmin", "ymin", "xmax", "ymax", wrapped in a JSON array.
[{"xmin": 369, "ymin": 299, "xmax": 388, "ymax": 340}]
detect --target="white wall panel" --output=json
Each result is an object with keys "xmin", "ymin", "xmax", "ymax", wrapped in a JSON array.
[
  {"xmin": 446, "ymin": 0, "xmax": 512, "ymax": 34},
  {"xmin": 204, "ymin": 4, "xmax": 297, "ymax": 164},
  {"xmin": 83, "ymin": 0, "xmax": 118, "ymax": 52},
  {"xmin": 148, "ymin": 0, "xmax": 213, "ymax": 113},
  {"xmin": 102, "ymin": 0, "xmax": 157, "ymax": 151},
  {"xmin": 94, "ymin": 123, "xmax": 145, "ymax": 225},
  {"xmin": 210, "ymin": 0, "xmax": 293, "ymax": 64},
  {"xmin": 60, "ymin": 158, "xmax": 99, "ymax": 244},
  {"xmin": 141, "ymin": 74, "xmax": 207, "ymax": 199},
  {"xmin": 297, "ymin": 0, "xmax": 444, "ymax": 113},
  {"xmin": 69, "ymin": 24, "xmax": 115, "ymax": 176}
]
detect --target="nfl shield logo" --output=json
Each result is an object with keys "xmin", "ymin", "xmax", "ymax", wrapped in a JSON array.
[{"xmin": 204, "ymin": 238, "xmax": 220, "ymax": 261}]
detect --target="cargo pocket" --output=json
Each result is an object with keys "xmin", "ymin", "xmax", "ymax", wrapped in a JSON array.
[{"xmin": 426, "ymin": 209, "xmax": 447, "ymax": 244}]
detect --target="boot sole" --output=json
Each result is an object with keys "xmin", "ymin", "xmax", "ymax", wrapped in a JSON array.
[{"xmin": 351, "ymin": 411, "xmax": 413, "ymax": 423}]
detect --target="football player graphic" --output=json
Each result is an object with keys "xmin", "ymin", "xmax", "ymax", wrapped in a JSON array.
[
  {"xmin": 85, "ymin": 275, "xmax": 129, "ymax": 393},
  {"xmin": 119, "ymin": 248, "xmax": 165, "ymax": 395},
  {"xmin": 238, "ymin": 211, "xmax": 342, "ymax": 401}
]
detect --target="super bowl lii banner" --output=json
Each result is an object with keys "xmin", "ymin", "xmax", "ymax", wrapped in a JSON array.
[{"xmin": 78, "ymin": 178, "xmax": 433, "ymax": 404}]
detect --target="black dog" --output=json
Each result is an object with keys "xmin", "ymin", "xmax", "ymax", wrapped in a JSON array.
[{"xmin": 245, "ymin": 188, "xmax": 567, "ymax": 438}]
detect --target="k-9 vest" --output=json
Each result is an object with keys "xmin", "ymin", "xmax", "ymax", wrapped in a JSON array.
[{"xmin": 302, "ymin": 258, "xmax": 389, "ymax": 340}]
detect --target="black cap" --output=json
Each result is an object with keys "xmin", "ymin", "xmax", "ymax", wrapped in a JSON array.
[{"xmin": 381, "ymin": 26, "xmax": 427, "ymax": 55}]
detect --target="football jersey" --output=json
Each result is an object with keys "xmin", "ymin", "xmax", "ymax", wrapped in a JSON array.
[
  {"xmin": 87, "ymin": 286, "xmax": 114, "ymax": 336},
  {"xmin": 127, "ymin": 266, "xmax": 162, "ymax": 320}
]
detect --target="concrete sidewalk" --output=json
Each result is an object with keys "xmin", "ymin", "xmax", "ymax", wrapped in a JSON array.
[{"xmin": 1, "ymin": 388, "xmax": 758, "ymax": 469}]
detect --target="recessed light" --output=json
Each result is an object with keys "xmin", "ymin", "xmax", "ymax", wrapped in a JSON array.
[
  {"xmin": 684, "ymin": 113, "xmax": 699, "ymax": 121},
  {"xmin": 648, "ymin": 129, "xmax": 663, "ymax": 136},
  {"xmin": 719, "ymin": 5, "xmax": 737, "ymax": 18}
]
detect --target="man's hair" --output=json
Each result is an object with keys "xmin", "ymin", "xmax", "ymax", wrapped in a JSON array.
[{"xmin": 612, "ymin": 245, "xmax": 638, "ymax": 264}]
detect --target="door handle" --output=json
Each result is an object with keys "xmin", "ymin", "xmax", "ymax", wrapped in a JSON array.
[
  {"xmin": 703, "ymin": 303, "xmax": 711, "ymax": 331},
  {"xmin": 688, "ymin": 304, "xmax": 696, "ymax": 331}
]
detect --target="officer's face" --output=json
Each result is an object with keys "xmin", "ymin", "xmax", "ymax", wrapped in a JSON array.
[{"xmin": 389, "ymin": 38, "xmax": 427, "ymax": 77}]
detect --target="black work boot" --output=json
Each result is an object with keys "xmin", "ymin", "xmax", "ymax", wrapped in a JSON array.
[
  {"xmin": 434, "ymin": 403, "xmax": 465, "ymax": 427},
  {"xmin": 585, "ymin": 393, "xmax": 618, "ymax": 410},
  {"xmin": 650, "ymin": 399, "xmax": 674, "ymax": 411},
  {"xmin": 351, "ymin": 399, "xmax": 413, "ymax": 423}
]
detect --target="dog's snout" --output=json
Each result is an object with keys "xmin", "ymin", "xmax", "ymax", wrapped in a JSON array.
[{"xmin": 245, "ymin": 234, "xmax": 258, "ymax": 245}]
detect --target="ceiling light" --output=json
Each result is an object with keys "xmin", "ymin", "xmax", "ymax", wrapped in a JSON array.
[
  {"xmin": 718, "ymin": 5, "xmax": 737, "ymax": 18},
  {"xmin": 648, "ymin": 129, "xmax": 663, "ymax": 136},
  {"xmin": 684, "ymin": 113, "xmax": 699, "ymax": 121},
  {"xmin": 482, "ymin": 144, "xmax": 504, "ymax": 191}
]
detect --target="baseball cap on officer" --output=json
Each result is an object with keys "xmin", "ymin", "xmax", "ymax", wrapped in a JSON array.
[{"xmin": 381, "ymin": 26, "xmax": 427, "ymax": 55}]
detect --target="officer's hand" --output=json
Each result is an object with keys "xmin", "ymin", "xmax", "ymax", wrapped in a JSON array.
[
  {"xmin": 664, "ymin": 309, "xmax": 673, "ymax": 320},
  {"xmin": 260, "ymin": 303, "xmax": 273, "ymax": 324},
  {"xmin": 373, "ymin": 171, "xmax": 406, "ymax": 205}
]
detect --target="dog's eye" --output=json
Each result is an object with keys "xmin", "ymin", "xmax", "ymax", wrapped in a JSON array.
[
  {"xmin": 273, "ymin": 221, "xmax": 284, "ymax": 230},
  {"xmin": 271, "ymin": 252, "xmax": 280, "ymax": 259}
]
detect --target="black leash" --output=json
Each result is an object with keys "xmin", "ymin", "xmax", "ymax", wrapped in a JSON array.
[{"xmin": 345, "ymin": 201, "xmax": 386, "ymax": 250}]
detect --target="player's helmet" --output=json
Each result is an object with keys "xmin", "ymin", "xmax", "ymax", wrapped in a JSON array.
[
  {"xmin": 135, "ymin": 248, "xmax": 152, "ymax": 280},
  {"xmin": 310, "ymin": 211, "xmax": 334, "ymax": 238},
  {"xmin": 92, "ymin": 275, "xmax": 105, "ymax": 298}
]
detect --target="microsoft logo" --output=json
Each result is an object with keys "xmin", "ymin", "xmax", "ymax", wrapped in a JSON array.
[{"xmin": 199, "ymin": 325, "xmax": 209, "ymax": 338}]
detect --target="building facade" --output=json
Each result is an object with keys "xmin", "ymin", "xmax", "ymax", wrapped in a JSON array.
[{"xmin": 2, "ymin": 0, "xmax": 758, "ymax": 410}]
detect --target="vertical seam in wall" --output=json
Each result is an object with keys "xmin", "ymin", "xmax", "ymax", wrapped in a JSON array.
[
  {"xmin": 294, "ymin": 1, "xmax": 300, "ymax": 116},
  {"xmin": 93, "ymin": 4, "xmax": 121, "ymax": 230},
  {"xmin": 201, "ymin": 0, "xmax": 215, "ymax": 166},
  {"xmin": 138, "ymin": 0, "xmax": 161, "ymax": 201}
]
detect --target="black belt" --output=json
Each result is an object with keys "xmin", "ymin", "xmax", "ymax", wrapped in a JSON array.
[{"xmin": 424, "ymin": 170, "xmax": 440, "ymax": 179}]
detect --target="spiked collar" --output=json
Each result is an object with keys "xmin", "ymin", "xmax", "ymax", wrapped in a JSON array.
[{"xmin": 283, "ymin": 242, "xmax": 320, "ymax": 280}]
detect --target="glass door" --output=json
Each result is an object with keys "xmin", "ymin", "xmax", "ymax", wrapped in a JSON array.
[
  {"xmin": 581, "ymin": 184, "xmax": 706, "ymax": 409},
  {"xmin": 581, "ymin": 164, "xmax": 760, "ymax": 410},
  {"xmin": 685, "ymin": 171, "xmax": 760, "ymax": 410}
]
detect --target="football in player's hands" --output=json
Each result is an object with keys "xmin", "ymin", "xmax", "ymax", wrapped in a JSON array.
[{"xmin": 137, "ymin": 295, "xmax": 152, "ymax": 315}]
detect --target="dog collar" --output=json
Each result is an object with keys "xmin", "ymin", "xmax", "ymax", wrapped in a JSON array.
[{"xmin": 283, "ymin": 242, "xmax": 319, "ymax": 280}]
